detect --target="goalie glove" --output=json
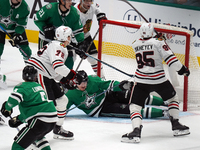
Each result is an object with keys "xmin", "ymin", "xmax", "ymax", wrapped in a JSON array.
[
  {"xmin": 119, "ymin": 80, "xmax": 134, "ymax": 91},
  {"xmin": 60, "ymin": 70, "xmax": 83, "ymax": 90},
  {"xmin": 9, "ymin": 34, "xmax": 23, "ymax": 47},
  {"xmin": 43, "ymin": 25, "xmax": 55, "ymax": 40},
  {"xmin": 1, "ymin": 101, "xmax": 13, "ymax": 118},
  {"xmin": 9, "ymin": 115, "xmax": 23, "ymax": 128},
  {"xmin": 177, "ymin": 65, "xmax": 190, "ymax": 77}
]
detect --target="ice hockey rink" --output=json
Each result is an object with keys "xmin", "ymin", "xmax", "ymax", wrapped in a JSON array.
[{"xmin": 1, "ymin": 41, "xmax": 200, "ymax": 150}]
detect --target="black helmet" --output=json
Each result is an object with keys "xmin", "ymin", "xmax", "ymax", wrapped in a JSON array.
[
  {"xmin": 22, "ymin": 66, "xmax": 37, "ymax": 82},
  {"xmin": 77, "ymin": 70, "xmax": 88, "ymax": 82}
]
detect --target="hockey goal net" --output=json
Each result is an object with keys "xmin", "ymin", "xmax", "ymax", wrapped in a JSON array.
[{"xmin": 97, "ymin": 19, "xmax": 200, "ymax": 111}]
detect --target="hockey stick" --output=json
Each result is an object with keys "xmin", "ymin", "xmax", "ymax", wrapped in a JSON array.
[
  {"xmin": 0, "ymin": 25, "xmax": 29, "ymax": 58},
  {"xmin": 75, "ymin": 29, "xmax": 99, "ymax": 71},
  {"xmin": 69, "ymin": 45, "xmax": 134, "ymax": 78}
]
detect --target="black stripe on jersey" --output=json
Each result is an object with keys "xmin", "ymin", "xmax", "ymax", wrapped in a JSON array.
[
  {"xmin": 11, "ymin": 93, "xmax": 23, "ymax": 102},
  {"xmin": 36, "ymin": 114, "xmax": 58, "ymax": 118},
  {"xmin": 136, "ymin": 69, "xmax": 165, "ymax": 75},
  {"xmin": 26, "ymin": 61, "xmax": 43, "ymax": 72},
  {"xmin": 26, "ymin": 57, "xmax": 52, "ymax": 77},
  {"xmin": 168, "ymin": 59, "xmax": 178, "ymax": 67},
  {"xmin": 73, "ymin": 28, "xmax": 84, "ymax": 36},
  {"xmin": 164, "ymin": 54, "xmax": 175, "ymax": 62},
  {"xmin": 52, "ymin": 59, "xmax": 64, "ymax": 70}
]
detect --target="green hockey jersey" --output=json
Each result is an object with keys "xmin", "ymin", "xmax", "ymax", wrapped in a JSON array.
[
  {"xmin": 66, "ymin": 75, "xmax": 121, "ymax": 117},
  {"xmin": 34, "ymin": 2, "xmax": 84, "ymax": 43},
  {"xmin": 5, "ymin": 82, "xmax": 58, "ymax": 123},
  {"xmin": 0, "ymin": 0, "xmax": 30, "ymax": 34}
]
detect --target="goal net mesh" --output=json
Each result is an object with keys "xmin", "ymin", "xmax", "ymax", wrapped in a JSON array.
[{"xmin": 97, "ymin": 19, "xmax": 200, "ymax": 111}]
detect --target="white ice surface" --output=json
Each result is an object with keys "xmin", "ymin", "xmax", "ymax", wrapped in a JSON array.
[{"xmin": 0, "ymin": 41, "xmax": 200, "ymax": 150}]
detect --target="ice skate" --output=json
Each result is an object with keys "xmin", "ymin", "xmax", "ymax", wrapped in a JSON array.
[
  {"xmin": 170, "ymin": 116, "xmax": 190, "ymax": 136},
  {"xmin": 53, "ymin": 125, "xmax": 74, "ymax": 140},
  {"xmin": 121, "ymin": 125, "xmax": 142, "ymax": 143}
]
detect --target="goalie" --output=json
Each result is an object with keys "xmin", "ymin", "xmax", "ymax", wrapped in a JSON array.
[{"xmin": 66, "ymin": 70, "xmax": 169, "ymax": 118}]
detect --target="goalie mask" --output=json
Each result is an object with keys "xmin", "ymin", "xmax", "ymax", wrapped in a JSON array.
[
  {"xmin": 22, "ymin": 66, "xmax": 37, "ymax": 82},
  {"xmin": 55, "ymin": 26, "xmax": 72, "ymax": 42},
  {"xmin": 140, "ymin": 23, "xmax": 154, "ymax": 38}
]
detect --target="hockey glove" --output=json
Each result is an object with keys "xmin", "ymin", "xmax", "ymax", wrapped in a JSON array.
[
  {"xmin": 75, "ymin": 41, "xmax": 88, "ymax": 59},
  {"xmin": 97, "ymin": 13, "xmax": 107, "ymax": 25},
  {"xmin": 119, "ymin": 80, "xmax": 134, "ymax": 91},
  {"xmin": 60, "ymin": 70, "xmax": 83, "ymax": 90},
  {"xmin": 43, "ymin": 25, "xmax": 55, "ymax": 40},
  {"xmin": 9, "ymin": 34, "xmax": 23, "ymax": 47},
  {"xmin": 177, "ymin": 65, "xmax": 190, "ymax": 77},
  {"xmin": 9, "ymin": 115, "xmax": 23, "ymax": 128},
  {"xmin": 1, "ymin": 101, "xmax": 13, "ymax": 118}
]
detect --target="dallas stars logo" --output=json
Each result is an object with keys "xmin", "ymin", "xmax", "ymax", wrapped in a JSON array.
[
  {"xmin": 0, "ymin": 15, "xmax": 15, "ymax": 28},
  {"xmin": 84, "ymin": 93, "xmax": 97, "ymax": 108}
]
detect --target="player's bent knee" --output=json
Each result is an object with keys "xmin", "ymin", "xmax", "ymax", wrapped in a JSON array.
[{"xmin": 55, "ymin": 95, "xmax": 68, "ymax": 111}]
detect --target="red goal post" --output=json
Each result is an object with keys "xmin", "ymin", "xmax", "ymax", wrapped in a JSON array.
[{"xmin": 97, "ymin": 19, "xmax": 200, "ymax": 111}]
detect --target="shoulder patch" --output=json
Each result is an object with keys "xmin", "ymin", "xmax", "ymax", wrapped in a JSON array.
[{"xmin": 46, "ymin": 4, "xmax": 52, "ymax": 9}]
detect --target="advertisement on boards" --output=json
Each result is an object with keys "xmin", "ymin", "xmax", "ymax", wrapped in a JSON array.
[{"xmin": 27, "ymin": 0, "xmax": 200, "ymax": 56}]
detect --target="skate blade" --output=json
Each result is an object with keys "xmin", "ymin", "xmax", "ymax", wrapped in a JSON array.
[
  {"xmin": 173, "ymin": 129, "xmax": 190, "ymax": 136},
  {"xmin": 53, "ymin": 134, "xmax": 74, "ymax": 140},
  {"xmin": 121, "ymin": 137, "xmax": 140, "ymax": 143}
]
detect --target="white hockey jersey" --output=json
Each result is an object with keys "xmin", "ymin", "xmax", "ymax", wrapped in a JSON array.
[
  {"xmin": 132, "ymin": 38, "xmax": 183, "ymax": 84},
  {"xmin": 25, "ymin": 41, "xmax": 74, "ymax": 81},
  {"xmin": 74, "ymin": 3, "xmax": 103, "ymax": 38}
]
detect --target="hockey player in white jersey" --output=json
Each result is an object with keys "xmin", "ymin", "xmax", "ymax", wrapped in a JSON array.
[
  {"xmin": 74, "ymin": 0, "xmax": 107, "ymax": 78},
  {"xmin": 25, "ymin": 26, "xmax": 84, "ymax": 140},
  {"xmin": 121, "ymin": 23, "xmax": 190, "ymax": 143}
]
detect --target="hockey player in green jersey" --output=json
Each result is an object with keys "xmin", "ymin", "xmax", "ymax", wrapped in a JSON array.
[
  {"xmin": 1, "ymin": 66, "xmax": 58, "ymax": 150},
  {"xmin": 0, "ymin": 0, "xmax": 32, "ymax": 59},
  {"xmin": 66, "ymin": 70, "xmax": 168, "ymax": 118},
  {"xmin": 34, "ymin": 0, "xmax": 86, "ymax": 69}
]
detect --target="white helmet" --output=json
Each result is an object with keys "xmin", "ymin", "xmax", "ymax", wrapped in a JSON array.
[
  {"xmin": 140, "ymin": 23, "xmax": 154, "ymax": 38},
  {"xmin": 55, "ymin": 26, "xmax": 72, "ymax": 42}
]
